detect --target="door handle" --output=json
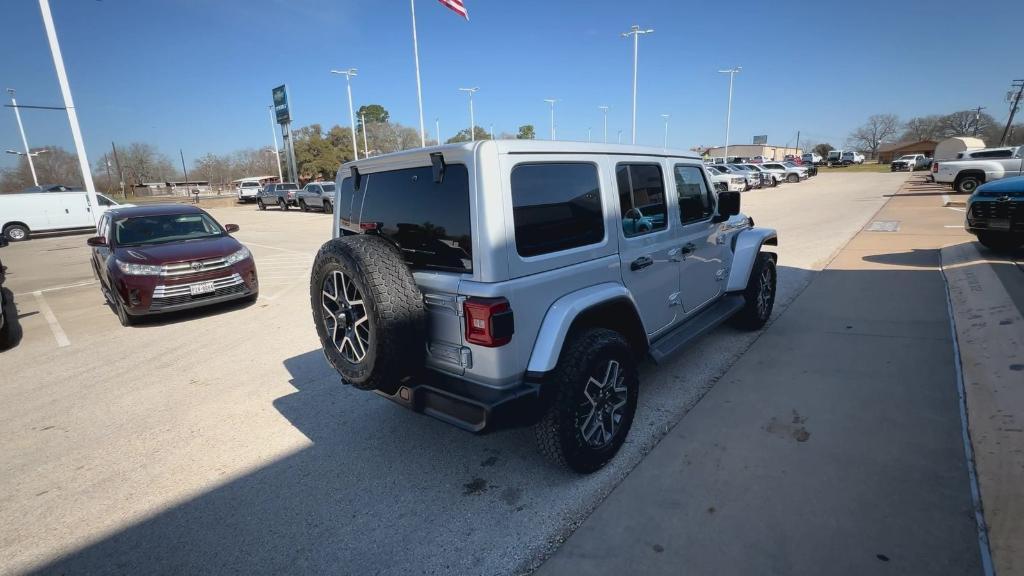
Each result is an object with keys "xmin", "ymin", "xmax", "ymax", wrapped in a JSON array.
[
  {"xmin": 680, "ymin": 242, "xmax": 696, "ymax": 256},
  {"xmin": 630, "ymin": 256, "xmax": 654, "ymax": 271}
]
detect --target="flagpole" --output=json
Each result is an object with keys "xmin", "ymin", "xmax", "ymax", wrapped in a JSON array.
[{"xmin": 410, "ymin": 0, "xmax": 426, "ymax": 147}]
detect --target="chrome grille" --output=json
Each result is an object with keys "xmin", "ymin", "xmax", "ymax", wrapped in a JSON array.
[
  {"xmin": 162, "ymin": 256, "xmax": 229, "ymax": 277},
  {"xmin": 151, "ymin": 273, "xmax": 245, "ymax": 310}
]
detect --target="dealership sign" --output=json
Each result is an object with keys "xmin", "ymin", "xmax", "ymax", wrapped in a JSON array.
[
  {"xmin": 272, "ymin": 85, "xmax": 290, "ymax": 124},
  {"xmin": 752, "ymin": 135, "xmax": 767, "ymax": 145}
]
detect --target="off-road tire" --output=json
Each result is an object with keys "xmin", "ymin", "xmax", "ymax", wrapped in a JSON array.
[
  {"xmin": 535, "ymin": 328, "xmax": 639, "ymax": 474},
  {"xmin": 787, "ymin": 173, "xmax": 799, "ymax": 183},
  {"xmin": 956, "ymin": 174, "xmax": 982, "ymax": 195},
  {"xmin": 3, "ymin": 224, "xmax": 30, "ymax": 242},
  {"xmin": 300, "ymin": 200, "xmax": 309, "ymax": 212},
  {"xmin": 278, "ymin": 198, "xmax": 289, "ymax": 211},
  {"xmin": 257, "ymin": 199, "xmax": 266, "ymax": 210},
  {"xmin": 730, "ymin": 252, "xmax": 777, "ymax": 330},
  {"xmin": 310, "ymin": 235, "xmax": 426, "ymax": 391},
  {"xmin": 977, "ymin": 232, "xmax": 1023, "ymax": 252}
]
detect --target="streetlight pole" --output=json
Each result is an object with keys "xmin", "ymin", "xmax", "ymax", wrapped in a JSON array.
[
  {"xmin": 6, "ymin": 89, "xmax": 39, "ymax": 187},
  {"xmin": 617, "ymin": 130, "xmax": 623, "ymax": 144},
  {"xmin": 661, "ymin": 113, "xmax": 670, "ymax": 148},
  {"xmin": 360, "ymin": 112, "xmax": 369, "ymax": 157},
  {"xmin": 458, "ymin": 87, "xmax": 479, "ymax": 141},
  {"xmin": 622, "ymin": 25, "xmax": 654, "ymax": 145},
  {"xmin": 544, "ymin": 98, "xmax": 558, "ymax": 140},
  {"xmin": 435, "ymin": 117, "xmax": 441, "ymax": 145},
  {"xmin": 409, "ymin": 0, "xmax": 426, "ymax": 147},
  {"xmin": 38, "ymin": 0, "xmax": 99, "ymax": 221},
  {"xmin": 718, "ymin": 66, "xmax": 742, "ymax": 159},
  {"xmin": 330, "ymin": 68, "xmax": 359, "ymax": 161},
  {"xmin": 598, "ymin": 105, "xmax": 609, "ymax": 143},
  {"xmin": 267, "ymin": 105, "xmax": 283, "ymax": 181},
  {"xmin": 587, "ymin": 127, "xmax": 592, "ymax": 143}
]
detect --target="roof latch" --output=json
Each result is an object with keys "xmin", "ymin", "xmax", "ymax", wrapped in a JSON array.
[{"xmin": 430, "ymin": 152, "xmax": 446, "ymax": 184}]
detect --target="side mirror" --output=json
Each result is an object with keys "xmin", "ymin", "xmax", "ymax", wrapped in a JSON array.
[
  {"xmin": 224, "ymin": 224, "xmax": 240, "ymax": 233},
  {"xmin": 86, "ymin": 236, "xmax": 107, "ymax": 247},
  {"xmin": 714, "ymin": 191, "xmax": 741, "ymax": 223}
]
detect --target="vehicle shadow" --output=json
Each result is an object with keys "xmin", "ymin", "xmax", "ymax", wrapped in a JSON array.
[
  {"xmin": 0, "ymin": 287, "xmax": 24, "ymax": 351},
  {"xmin": 124, "ymin": 296, "xmax": 258, "ymax": 328},
  {"xmin": 23, "ymin": 264, "xmax": 983, "ymax": 575}
]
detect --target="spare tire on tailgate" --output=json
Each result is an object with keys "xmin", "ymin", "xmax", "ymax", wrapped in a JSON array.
[{"xmin": 310, "ymin": 235, "xmax": 426, "ymax": 390}]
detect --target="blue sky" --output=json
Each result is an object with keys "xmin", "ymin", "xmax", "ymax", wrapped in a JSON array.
[{"xmin": 1, "ymin": 0, "xmax": 1020, "ymax": 170}]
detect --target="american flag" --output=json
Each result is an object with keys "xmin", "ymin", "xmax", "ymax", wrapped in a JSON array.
[{"xmin": 438, "ymin": 0, "xmax": 468, "ymax": 19}]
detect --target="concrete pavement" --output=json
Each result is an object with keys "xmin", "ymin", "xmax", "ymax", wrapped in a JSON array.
[{"xmin": 538, "ymin": 175, "xmax": 986, "ymax": 575}]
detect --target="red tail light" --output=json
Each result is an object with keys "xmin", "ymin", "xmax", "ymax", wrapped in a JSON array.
[
  {"xmin": 463, "ymin": 297, "xmax": 514, "ymax": 347},
  {"xmin": 932, "ymin": 162, "xmax": 939, "ymax": 172}
]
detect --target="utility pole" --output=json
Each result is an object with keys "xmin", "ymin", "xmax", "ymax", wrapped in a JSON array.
[
  {"xmin": 972, "ymin": 106, "xmax": 986, "ymax": 137},
  {"xmin": 360, "ymin": 112, "xmax": 369, "ymax": 157},
  {"xmin": 330, "ymin": 68, "xmax": 359, "ymax": 161},
  {"xmin": 795, "ymin": 130, "xmax": 801, "ymax": 155},
  {"xmin": 267, "ymin": 105, "xmax": 283, "ymax": 181},
  {"xmin": 458, "ymin": 87, "xmax": 479, "ymax": 141},
  {"xmin": 179, "ymin": 149, "xmax": 191, "ymax": 199},
  {"xmin": 544, "ymin": 98, "xmax": 558, "ymax": 140},
  {"xmin": 587, "ymin": 127, "xmax": 592, "ymax": 143},
  {"xmin": 1000, "ymin": 80, "xmax": 1023, "ymax": 146},
  {"xmin": 598, "ymin": 105, "xmax": 609, "ymax": 143},
  {"xmin": 718, "ymin": 66, "xmax": 742, "ymax": 159},
  {"xmin": 622, "ymin": 25, "xmax": 654, "ymax": 145},
  {"xmin": 111, "ymin": 141, "xmax": 124, "ymax": 195},
  {"xmin": 38, "ymin": 0, "xmax": 99, "ymax": 223},
  {"xmin": 661, "ymin": 114, "xmax": 670, "ymax": 148}
]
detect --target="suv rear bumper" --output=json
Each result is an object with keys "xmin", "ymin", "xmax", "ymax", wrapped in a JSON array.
[{"xmin": 375, "ymin": 372, "xmax": 541, "ymax": 433}]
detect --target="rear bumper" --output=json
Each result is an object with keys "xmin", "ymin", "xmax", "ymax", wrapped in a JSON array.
[{"xmin": 374, "ymin": 371, "xmax": 541, "ymax": 433}]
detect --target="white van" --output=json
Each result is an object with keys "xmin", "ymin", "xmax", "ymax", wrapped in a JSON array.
[{"xmin": 0, "ymin": 191, "xmax": 127, "ymax": 241}]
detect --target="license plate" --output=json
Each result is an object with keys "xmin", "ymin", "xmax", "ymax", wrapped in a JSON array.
[
  {"xmin": 190, "ymin": 281, "xmax": 216, "ymax": 296},
  {"xmin": 989, "ymin": 219, "xmax": 1011, "ymax": 230}
]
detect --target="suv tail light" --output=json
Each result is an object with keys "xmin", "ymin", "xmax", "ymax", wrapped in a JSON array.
[
  {"xmin": 463, "ymin": 297, "xmax": 514, "ymax": 347},
  {"xmin": 932, "ymin": 162, "xmax": 939, "ymax": 173}
]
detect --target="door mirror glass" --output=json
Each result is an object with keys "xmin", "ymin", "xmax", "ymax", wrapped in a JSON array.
[
  {"xmin": 86, "ymin": 236, "xmax": 107, "ymax": 247},
  {"xmin": 224, "ymin": 224, "xmax": 240, "ymax": 233},
  {"xmin": 714, "ymin": 191, "xmax": 741, "ymax": 222}
]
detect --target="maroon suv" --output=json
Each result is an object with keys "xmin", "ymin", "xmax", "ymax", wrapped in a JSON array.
[{"xmin": 87, "ymin": 204, "xmax": 258, "ymax": 325}]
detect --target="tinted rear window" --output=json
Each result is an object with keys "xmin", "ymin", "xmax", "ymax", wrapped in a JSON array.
[
  {"xmin": 510, "ymin": 163, "xmax": 604, "ymax": 257},
  {"xmin": 357, "ymin": 164, "xmax": 472, "ymax": 273}
]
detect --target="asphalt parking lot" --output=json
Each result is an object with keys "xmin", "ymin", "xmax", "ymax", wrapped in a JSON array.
[{"xmin": 0, "ymin": 172, "xmax": 910, "ymax": 574}]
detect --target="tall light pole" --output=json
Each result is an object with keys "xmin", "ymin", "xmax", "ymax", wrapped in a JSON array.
[
  {"xmin": 409, "ymin": 0, "xmax": 426, "ymax": 147},
  {"xmin": 617, "ymin": 129, "xmax": 623, "ymax": 144},
  {"xmin": 458, "ymin": 87, "xmax": 479, "ymax": 141},
  {"xmin": 6, "ymin": 89, "xmax": 40, "ymax": 187},
  {"xmin": 360, "ymin": 112, "xmax": 369, "ymax": 157},
  {"xmin": 587, "ymin": 127, "xmax": 592, "ymax": 143},
  {"xmin": 544, "ymin": 98, "xmax": 558, "ymax": 140},
  {"xmin": 660, "ymin": 113, "xmax": 670, "ymax": 148},
  {"xmin": 435, "ymin": 117, "xmax": 441, "ymax": 145},
  {"xmin": 267, "ymin": 105, "xmax": 283, "ymax": 181},
  {"xmin": 598, "ymin": 105, "xmax": 610, "ymax": 143},
  {"xmin": 622, "ymin": 25, "xmax": 654, "ymax": 145},
  {"xmin": 718, "ymin": 66, "xmax": 742, "ymax": 159},
  {"xmin": 330, "ymin": 68, "xmax": 359, "ymax": 160},
  {"xmin": 38, "ymin": 0, "xmax": 99, "ymax": 222}
]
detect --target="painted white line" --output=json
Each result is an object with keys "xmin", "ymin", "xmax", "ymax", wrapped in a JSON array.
[
  {"xmin": 244, "ymin": 241, "xmax": 308, "ymax": 254},
  {"xmin": 945, "ymin": 225, "xmax": 964, "ymax": 228},
  {"xmin": 15, "ymin": 279, "xmax": 97, "ymax": 297},
  {"xmin": 946, "ymin": 206, "xmax": 966, "ymax": 213},
  {"xmin": 942, "ymin": 193, "xmax": 952, "ymax": 206},
  {"xmin": 32, "ymin": 291, "xmax": 70, "ymax": 348}
]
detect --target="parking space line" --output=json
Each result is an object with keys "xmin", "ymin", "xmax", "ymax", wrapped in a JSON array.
[
  {"xmin": 15, "ymin": 279, "xmax": 96, "ymax": 297},
  {"xmin": 244, "ymin": 241, "xmax": 309, "ymax": 255},
  {"xmin": 32, "ymin": 291, "xmax": 70, "ymax": 348}
]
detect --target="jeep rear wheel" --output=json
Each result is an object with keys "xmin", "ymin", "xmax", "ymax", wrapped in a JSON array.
[
  {"xmin": 535, "ymin": 328, "xmax": 639, "ymax": 474},
  {"xmin": 730, "ymin": 252, "xmax": 777, "ymax": 330},
  {"xmin": 310, "ymin": 235, "xmax": 426, "ymax": 391}
]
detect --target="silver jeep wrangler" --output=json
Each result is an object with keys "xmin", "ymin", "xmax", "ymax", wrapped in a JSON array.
[{"xmin": 310, "ymin": 140, "xmax": 778, "ymax": 473}]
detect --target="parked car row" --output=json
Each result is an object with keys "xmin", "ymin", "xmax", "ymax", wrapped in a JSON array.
[
  {"xmin": 254, "ymin": 182, "xmax": 337, "ymax": 213},
  {"xmin": 705, "ymin": 161, "xmax": 814, "ymax": 191}
]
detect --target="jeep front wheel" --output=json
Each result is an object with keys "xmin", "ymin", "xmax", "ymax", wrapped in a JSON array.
[
  {"xmin": 310, "ymin": 235, "xmax": 426, "ymax": 391},
  {"xmin": 535, "ymin": 328, "xmax": 639, "ymax": 473}
]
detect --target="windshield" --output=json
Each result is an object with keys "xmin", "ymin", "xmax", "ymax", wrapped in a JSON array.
[
  {"xmin": 897, "ymin": 156, "xmax": 915, "ymax": 161},
  {"xmin": 114, "ymin": 213, "xmax": 224, "ymax": 246},
  {"xmin": 241, "ymin": 182, "xmax": 259, "ymax": 187}
]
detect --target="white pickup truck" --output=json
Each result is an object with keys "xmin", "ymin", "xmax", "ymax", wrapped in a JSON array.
[{"xmin": 931, "ymin": 146, "xmax": 1024, "ymax": 194}]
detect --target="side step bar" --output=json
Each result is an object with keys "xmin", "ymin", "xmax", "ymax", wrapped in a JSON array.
[{"xmin": 648, "ymin": 294, "xmax": 745, "ymax": 363}]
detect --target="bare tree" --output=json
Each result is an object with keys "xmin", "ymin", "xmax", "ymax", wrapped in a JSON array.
[
  {"xmin": 939, "ymin": 110, "xmax": 998, "ymax": 140},
  {"xmin": 847, "ymin": 114, "xmax": 901, "ymax": 159},
  {"xmin": 0, "ymin": 146, "xmax": 84, "ymax": 192},
  {"xmin": 900, "ymin": 115, "xmax": 944, "ymax": 141}
]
